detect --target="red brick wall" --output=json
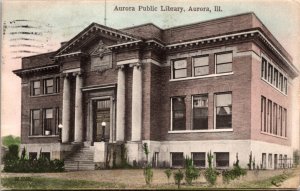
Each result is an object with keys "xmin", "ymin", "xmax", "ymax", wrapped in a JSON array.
[
  {"xmin": 21, "ymin": 72, "xmax": 62, "ymax": 144},
  {"xmin": 251, "ymin": 43, "xmax": 290, "ymax": 146},
  {"xmin": 22, "ymin": 52, "xmax": 55, "ymax": 69}
]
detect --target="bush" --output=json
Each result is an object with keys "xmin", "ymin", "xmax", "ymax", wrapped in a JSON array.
[
  {"xmin": 3, "ymin": 147, "xmax": 64, "ymax": 173},
  {"xmin": 204, "ymin": 151, "xmax": 219, "ymax": 186},
  {"xmin": 164, "ymin": 169, "xmax": 172, "ymax": 183},
  {"xmin": 143, "ymin": 164, "xmax": 153, "ymax": 185},
  {"xmin": 3, "ymin": 144, "xmax": 19, "ymax": 162},
  {"xmin": 184, "ymin": 156, "xmax": 200, "ymax": 185},
  {"xmin": 222, "ymin": 153, "xmax": 247, "ymax": 183},
  {"xmin": 173, "ymin": 169, "xmax": 184, "ymax": 189},
  {"xmin": 142, "ymin": 143, "xmax": 153, "ymax": 185},
  {"xmin": 204, "ymin": 167, "xmax": 218, "ymax": 186}
]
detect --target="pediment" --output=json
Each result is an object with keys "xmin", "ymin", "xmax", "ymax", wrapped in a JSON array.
[{"xmin": 55, "ymin": 23, "xmax": 139, "ymax": 56}]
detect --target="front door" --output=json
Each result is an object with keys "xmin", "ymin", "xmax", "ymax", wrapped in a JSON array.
[{"xmin": 93, "ymin": 99, "xmax": 111, "ymax": 142}]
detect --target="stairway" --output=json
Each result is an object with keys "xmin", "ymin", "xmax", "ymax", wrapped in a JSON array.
[{"xmin": 64, "ymin": 146, "xmax": 95, "ymax": 171}]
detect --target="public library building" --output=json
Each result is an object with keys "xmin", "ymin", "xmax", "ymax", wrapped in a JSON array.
[{"xmin": 14, "ymin": 12, "xmax": 298, "ymax": 170}]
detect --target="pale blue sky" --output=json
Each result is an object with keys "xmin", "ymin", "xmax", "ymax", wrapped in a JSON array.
[{"xmin": 1, "ymin": 0, "xmax": 300, "ymax": 143}]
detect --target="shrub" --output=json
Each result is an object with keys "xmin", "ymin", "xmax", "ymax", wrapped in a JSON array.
[
  {"xmin": 204, "ymin": 151, "xmax": 218, "ymax": 186},
  {"xmin": 142, "ymin": 143, "xmax": 153, "ymax": 185},
  {"xmin": 3, "ymin": 144, "xmax": 19, "ymax": 162},
  {"xmin": 222, "ymin": 153, "xmax": 247, "ymax": 184},
  {"xmin": 184, "ymin": 156, "xmax": 200, "ymax": 185},
  {"xmin": 3, "ymin": 147, "xmax": 64, "ymax": 173},
  {"xmin": 143, "ymin": 164, "xmax": 153, "ymax": 185},
  {"xmin": 204, "ymin": 167, "xmax": 218, "ymax": 186},
  {"xmin": 247, "ymin": 151, "xmax": 252, "ymax": 170},
  {"xmin": 164, "ymin": 169, "xmax": 172, "ymax": 183},
  {"xmin": 173, "ymin": 169, "xmax": 184, "ymax": 189}
]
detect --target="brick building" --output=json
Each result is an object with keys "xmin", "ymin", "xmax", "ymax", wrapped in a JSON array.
[{"xmin": 14, "ymin": 12, "xmax": 298, "ymax": 170}]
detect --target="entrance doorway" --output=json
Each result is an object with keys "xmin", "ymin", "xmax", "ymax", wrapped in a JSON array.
[{"xmin": 93, "ymin": 99, "xmax": 111, "ymax": 142}]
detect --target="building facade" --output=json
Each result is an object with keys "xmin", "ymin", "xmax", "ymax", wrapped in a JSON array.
[{"xmin": 14, "ymin": 12, "xmax": 298, "ymax": 170}]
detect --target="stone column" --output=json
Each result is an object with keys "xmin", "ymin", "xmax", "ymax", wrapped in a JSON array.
[
  {"xmin": 74, "ymin": 73, "xmax": 83, "ymax": 142},
  {"xmin": 116, "ymin": 66, "xmax": 125, "ymax": 142},
  {"xmin": 131, "ymin": 64, "xmax": 142, "ymax": 141},
  {"xmin": 62, "ymin": 74, "xmax": 70, "ymax": 143}
]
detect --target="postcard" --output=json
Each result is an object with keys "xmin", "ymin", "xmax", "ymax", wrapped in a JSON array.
[{"xmin": 1, "ymin": 0, "xmax": 300, "ymax": 190}]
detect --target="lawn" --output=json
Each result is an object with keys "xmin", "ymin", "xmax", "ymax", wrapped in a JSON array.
[
  {"xmin": 1, "ymin": 176, "xmax": 126, "ymax": 190},
  {"xmin": 1, "ymin": 168, "xmax": 298, "ymax": 190}
]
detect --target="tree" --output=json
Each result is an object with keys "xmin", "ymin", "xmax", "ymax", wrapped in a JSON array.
[{"xmin": 2, "ymin": 135, "xmax": 21, "ymax": 147}]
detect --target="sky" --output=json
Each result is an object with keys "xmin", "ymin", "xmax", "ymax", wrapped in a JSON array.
[{"xmin": 1, "ymin": 0, "xmax": 300, "ymax": 147}]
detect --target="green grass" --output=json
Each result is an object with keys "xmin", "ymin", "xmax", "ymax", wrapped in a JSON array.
[{"xmin": 1, "ymin": 176, "xmax": 126, "ymax": 190}]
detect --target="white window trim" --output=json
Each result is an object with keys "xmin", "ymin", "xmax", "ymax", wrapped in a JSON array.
[
  {"xmin": 171, "ymin": 58, "xmax": 188, "ymax": 79},
  {"xmin": 192, "ymin": 55, "xmax": 209, "ymax": 77},
  {"xmin": 214, "ymin": 92, "xmax": 233, "ymax": 130},
  {"xmin": 168, "ymin": 129, "xmax": 233, "ymax": 134},
  {"xmin": 215, "ymin": 51, "xmax": 233, "ymax": 74},
  {"xmin": 170, "ymin": 72, "xmax": 233, "ymax": 82},
  {"xmin": 191, "ymin": 94, "xmax": 209, "ymax": 130},
  {"xmin": 261, "ymin": 55, "xmax": 288, "ymax": 96}
]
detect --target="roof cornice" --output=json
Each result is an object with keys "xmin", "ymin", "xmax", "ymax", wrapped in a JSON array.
[
  {"xmin": 56, "ymin": 23, "xmax": 139, "ymax": 56},
  {"xmin": 13, "ymin": 64, "xmax": 59, "ymax": 77}
]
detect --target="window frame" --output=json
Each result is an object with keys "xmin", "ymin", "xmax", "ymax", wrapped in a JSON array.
[
  {"xmin": 192, "ymin": 152, "xmax": 206, "ymax": 168},
  {"xmin": 44, "ymin": 78, "xmax": 54, "ymax": 94},
  {"xmin": 32, "ymin": 80, "xmax": 41, "ymax": 96},
  {"xmin": 172, "ymin": 58, "xmax": 188, "ymax": 79},
  {"xmin": 215, "ymin": 52, "xmax": 233, "ymax": 74},
  {"xmin": 192, "ymin": 55, "xmax": 209, "ymax": 76},
  {"xmin": 215, "ymin": 152, "xmax": 229, "ymax": 168},
  {"xmin": 171, "ymin": 96, "xmax": 186, "ymax": 131},
  {"xmin": 192, "ymin": 94, "xmax": 208, "ymax": 130},
  {"xmin": 31, "ymin": 109, "xmax": 41, "ymax": 136},
  {"xmin": 171, "ymin": 152, "xmax": 184, "ymax": 168},
  {"xmin": 261, "ymin": 96, "xmax": 267, "ymax": 132},
  {"xmin": 214, "ymin": 92, "xmax": 232, "ymax": 129}
]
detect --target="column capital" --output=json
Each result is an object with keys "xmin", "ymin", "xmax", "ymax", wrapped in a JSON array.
[
  {"xmin": 129, "ymin": 62, "xmax": 142, "ymax": 69},
  {"xmin": 73, "ymin": 71, "xmax": 83, "ymax": 77},
  {"xmin": 116, "ymin": 65, "xmax": 125, "ymax": 70}
]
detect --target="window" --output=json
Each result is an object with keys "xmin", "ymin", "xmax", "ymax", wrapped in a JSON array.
[
  {"xmin": 273, "ymin": 103, "xmax": 277, "ymax": 135},
  {"xmin": 273, "ymin": 69, "xmax": 278, "ymax": 87},
  {"xmin": 284, "ymin": 155, "xmax": 287, "ymax": 168},
  {"xmin": 267, "ymin": 100, "xmax": 272, "ymax": 133},
  {"xmin": 262, "ymin": 153, "xmax": 267, "ymax": 169},
  {"xmin": 268, "ymin": 154, "xmax": 273, "ymax": 169},
  {"xmin": 215, "ymin": 152, "xmax": 229, "ymax": 167},
  {"xmin": 173, "ymin": 59, "xmax": 187, "ymax": 79},
  {"xmin": 283, "ymin": 108, "xmax": 287, "ymax": 137},
  {"xmin": 192, "ymin": 152, "xmax": 205, "ymax": 167},
  {"xmin": 279, "ymin": 73, "xmax": 283, "ymax": 91},
  {"xmin": 44, "ymin": 109, "xmax": 54, "ymax": 135},
  {"xmin": 279, "ymin": 154, "xmax": 283, "ymax": 168},
  {"xmin": 31, "ymin": 109, "xmax": 41, "ymax": 135},
  {"xmin": 44, "ymin": 79, "xmax": 54, "ymax": 94},
  {"xmin": 215, "ymin": 52, "xmax": 232, "ymax": 74},
  {"xmin": 193, "ymin": 56, "xmax": 209, "ymax": 76},
  {"xmin": 261, "ymin": 96, "xmax": 266, "ymax": 132},
  {"xmin": 171, "ymin": 152, "xmax": 184, "ymax": 167},
  {"xmin": 29, "ymin": 152, "xmax": 37, "ymax": 160},
  {"xmin": 192, "ymin": 95, "xmax": 208, "ymax": 130},
  {"xmin": 32, "ymin": 80, "xmax": 41, "ymax": 96},
  {"xmin": 41, "ymin": 152, "xmax": 50, "ymax": 161},
  {"xmin": 56, "ymin": 77, "xmax": 60, "ymax": 93},
  {"xmin": 55, "ymin": 107, "xmax": 60, "ymax": 135},
  {"xmin": 268, "ymin": 63, "xmax": 273, "ymax": 83},
  {"xmin": 278, "ymin": 106, "xmax": 282, "ymax": 136},
  {"xmin": 261, "ymin": 58, "xmax": 267, "ymax": 79},
  {"xmin": 171, "ymin": 97, "xmax": 186, "ymax": 130},
  {"xmin": 215, "ymin": 93, "xmax": 232, "ymax": 129},
  {"xmin": 283, "ymin": 77, "xmax": 287, "ymax": 94}
]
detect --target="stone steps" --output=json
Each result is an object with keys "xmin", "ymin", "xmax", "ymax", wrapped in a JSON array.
[{"xmin": 64, "ymin": 146, "xmax": 95, "ymax": 171}]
